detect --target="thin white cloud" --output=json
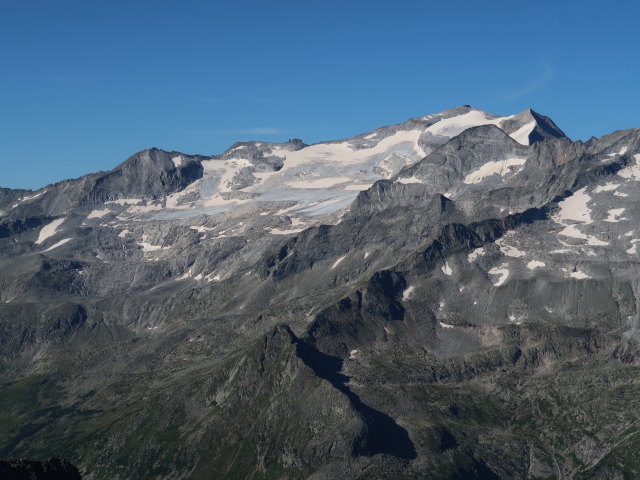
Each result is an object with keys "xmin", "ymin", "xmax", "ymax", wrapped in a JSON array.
[{"xmin": 504, "ymin": 62, "xmax": 555, "ymax": 100}]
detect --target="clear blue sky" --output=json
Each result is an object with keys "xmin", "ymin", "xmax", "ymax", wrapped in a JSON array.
[{"xmin": 1, "ymin": 0, "xmax": 638, "ymax": 190}]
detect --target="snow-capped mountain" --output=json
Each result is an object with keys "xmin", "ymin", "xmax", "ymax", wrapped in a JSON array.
[
  {"xmin": 3, "ymin": 106, "xmax": 640, "ymax": 479},
  {"xmin": 1, "ymin": 106, "xmax": 564, "ymax": 264}
]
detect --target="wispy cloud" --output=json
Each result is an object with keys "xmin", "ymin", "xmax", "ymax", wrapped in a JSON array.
[{"xmin": 503, "ymin": 62, "xmax": 555, "ymax": 100}]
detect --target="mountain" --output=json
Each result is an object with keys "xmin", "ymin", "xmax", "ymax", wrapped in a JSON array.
[
  {"xmin": 2, "ymin": 106, "xmax": 640, "ymax": 479},
  {"xmin": 0, "ymin": 107, "xmax": 565, "ymax": 297}
]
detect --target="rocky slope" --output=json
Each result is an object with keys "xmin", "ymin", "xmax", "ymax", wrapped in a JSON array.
[
  {"xmin": 2, "ymin": 106, "xmax": 640, "ymax": 479},
  {"xmin": 0, "ymin": 458, "xmax": 82, "ymax": 479}
]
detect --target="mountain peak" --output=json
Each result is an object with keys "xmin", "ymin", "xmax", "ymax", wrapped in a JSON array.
[{"xmin": 493, "ymin": 108, "xmax": 566, "ymax": 145}]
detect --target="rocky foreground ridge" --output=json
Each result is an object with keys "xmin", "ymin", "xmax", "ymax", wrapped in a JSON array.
[
  {"xmin": 2, "ymin": 106, "xmax": 640, "ymax": 479},
  {"xmin": 0, "ymin": 458, "xmax": 81, "ymax": 479}
]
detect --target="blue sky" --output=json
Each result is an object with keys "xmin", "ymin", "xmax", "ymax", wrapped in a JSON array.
[{"xmin": 1, "ymin": 0, "xmax": 638, "ymax": 189}]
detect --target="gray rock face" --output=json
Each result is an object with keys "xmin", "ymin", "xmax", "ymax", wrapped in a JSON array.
[
  {"xmin": 1, "ymin": 106, "xmax": 640, "ymax": 479},
  {"xmin": 93, "ymin": 148, "xmax": 206, "ymax": 200}
]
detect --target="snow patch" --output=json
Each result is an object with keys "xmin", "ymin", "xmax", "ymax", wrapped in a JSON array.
[
  {"xmin": 106, "ymin": 198, "xmax": 143, "ymax": 205},
  {"xmin": 21, "ymin": 191, "xmax": 44, "ymax": 202},
  {"xmin": 586, "ymin": 236, "xmax": 609, "ymax": 246},
  {"xmin": 427, "ymin": 111, "xmax": 496, "ymax": 137},
  {"xmin": 488, "ymin": 264, "xmax": 509, "ymax": 286},
  {"xmin": 556, "ymin": 225, "xmax": 609, "ymax": 246},
  {"xmin": 569, "ymin": 270, "xmax": 590, "ymax": 279},
  {"xmin": 553, "ymin": 188, "xmax": 592, "ymax": 224},
  {"xmin": 527, "ymin": 260, "xmax": 545, "ymax": 270},
  {"xmin": 607, "ymin": 146, "xmax": 628, "ymax": 157},
  {"xmin": 42, "ymin": 238, "xmax": 71, "ymax": 252},
  {"xmin": 206, "ymin": 273, "xmax": 221, "ymax": 283},
  {"xmin": 497, "ymin": 237, "xmax": 526, "ymax": 258},
  {"xmin": 171, "ymin": 156, "xmax": 185, "ymax": 168},
  {"xmin": 618, "ymin": 154, "xmax": 640, "ymax": 180},
  {"xmin": 177, "ymin": 269, "xmax": 193, "ymax": 280},
  {"xmin": 359, "ymin": 129, "xmax": 426, "ymax": 161},
  {"xmin": 286, "ymin": 177, "xmax": 353, "ymax": 189},
  {"xmin": 508, "ymin": 315, "xmax": 521, "ymax": 324},
  {"xmin": 424, "ymin": 110, "xmax": 533, "ymax": 145},
  {"xmin": 594, "ymin": 182, "xmax": 619, "ymax": 193},
  {"xmin": 402, "ymin": 285, "xmax": 415, "ymax": 300},
  {"xmin": 467, "ymin": 247, "xmax": 485, "ymax": 262},
  {"xmin": 552, "ymin": 188, "xmax": 608, "ymax": 245},
  {"xmin": 331, "ymin": 255, "xmax": 346, "ymax": 269},
  {"xmin": 36, "ymin": 218, "xmax": 65, "ymax": 244},
  {"xmin": 189, "ymin": 225, "xmax": 215, "ymax": 233},
  {"xmin": 12, "ymin": 191, "xmax": 45, "ymax": 208},
  {"xmin": 396, "ymin": 176, "xmax": 425, "ymax": 184},
  {"xmin": 139, "ymin": 242, "xmax": 163, "ymax": 252},
  {"xmin": 343, "ymin": 184, "xmax": 375, "ymax": 191},
  {"xmin": 268, "ymin": 227, "xmax": 306, "ymax": 235},
  {"xmin": 439, "ymin": 322, "xmax": 455, "ymax": 329},
  {"xmin": 87, "ymin": 209, "xmax": 110, "ymax": 219},
  {"xmin": 138, "ymin": 234, "xmax": 167, "ymax": 252},
  {"xmin": 463, "ymin": 157, "xmax": 526, "ymax": 184},
  {"xmin": 509, "ymin": 121, "xmax": 535, "ymax": 146},
  {"xmin": 604, "ymin": 208, "xmax": 626, "ymax": 223},
  {"xmin": 441, "ymin": 262, "xmax": 452, "ymax": 276},
  {"xmin": 277, "ymin": 130, "xmax": 425, "ymax": 177},
  {"xmin": 557, "ymin": 224, "xmax": 588, "ymax": 240},
  {"xmin": 121, "ymin": 203, "xmax": 165, "ymax": 215},
  {"xmin": 275, "ymin": 205, "xmax": 299, "ymax": 216}
]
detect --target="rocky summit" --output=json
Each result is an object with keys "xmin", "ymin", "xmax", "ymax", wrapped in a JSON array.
[{"xmin": 2, "ymin": 105, "xmax": 640, "ymax": 479}]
